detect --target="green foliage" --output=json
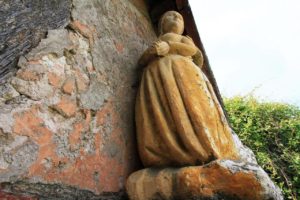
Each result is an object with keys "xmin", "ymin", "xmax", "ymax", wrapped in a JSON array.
[{"xmin": 224, "ymin": 96, "xmax": 300, "ymax": 200}]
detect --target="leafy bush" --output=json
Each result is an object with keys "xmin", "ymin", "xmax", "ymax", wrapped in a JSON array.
[{"xmin": 224, "ymin": 96, "xmax": 300, "ymax": 200}]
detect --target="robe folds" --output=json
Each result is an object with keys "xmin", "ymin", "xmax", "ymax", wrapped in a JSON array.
[{"xmin": 136, "ymin": 54, "xmax": 238, "ymax": 167}]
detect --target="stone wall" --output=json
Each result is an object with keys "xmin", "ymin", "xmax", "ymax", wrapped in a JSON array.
[
  {"xmin": 0, "ymin": 0, "xmax": 156, "ymax": 199},
  {"xmin": 0, "ymin": 0, "xmax": 71, "ymax": 82}
]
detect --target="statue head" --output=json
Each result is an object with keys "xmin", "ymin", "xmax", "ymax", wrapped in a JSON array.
[{"xmin": 159, "ymin": 11, "xmax": 184, "ymax": 35}]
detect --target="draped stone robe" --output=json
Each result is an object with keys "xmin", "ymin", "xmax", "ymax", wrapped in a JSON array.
[{"xmin": 135, "ymin": 34, "xmax": 238, "ymax": 167}]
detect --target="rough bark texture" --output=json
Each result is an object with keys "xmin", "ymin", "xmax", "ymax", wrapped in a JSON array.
[
  {"xmin": 0, "ymin": 0, "xmax": 155, "ymax": 199},
  {"xmin": 0, "ymin": 0, "xmax": 71, "ymax": 82}
]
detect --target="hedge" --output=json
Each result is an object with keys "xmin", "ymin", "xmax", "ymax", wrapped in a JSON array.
[{"xmin": 224, "ymin": 96, "xmax": 300, "ymax": 200}]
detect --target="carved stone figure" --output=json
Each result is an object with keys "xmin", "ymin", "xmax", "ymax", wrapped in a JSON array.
[
  {"xmin": 135, "ymin": 11, "xmax": 238, "ymax": 167},
  {"xmin": 127, "ymin": 11, "xmax": 283, "ymax": 200}
]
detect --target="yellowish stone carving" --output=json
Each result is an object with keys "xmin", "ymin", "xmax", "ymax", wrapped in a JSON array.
[{"xmin": 135, "ymin": 11, "xmax": 238, "ymax": 167}]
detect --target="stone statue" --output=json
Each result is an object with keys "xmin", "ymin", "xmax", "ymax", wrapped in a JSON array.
[
  {"xmin": 127, "ymin": 11, "xmax": 283, "ymax": 200},
  {"xmin": 135, "ymin": 11, "xmax": 238, "ymax": 167}
]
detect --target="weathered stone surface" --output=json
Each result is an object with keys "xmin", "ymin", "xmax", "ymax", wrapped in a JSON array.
[
  {"xmin": 232, "ymin": 130, "xmax": 258, "ymax": 164},
  {"xmin": 126, "ymin": 160, "xmax": 283, "ymax": 200},
  {"xmin": 0, "ymin": 0, "xmax": 71, "ymax": 82},
  {"xmin": 0, "ymin": 83, "xmax": 20, "ymax": 104},
  {"xmin": 62, "ymin": 78, "xmax": 75, "ymax": 94},
  {"xmin": 0, "ymin": 190, "xmax": 37, "ymax": 200},
  {"xmin": 1, "ymin": 182, "xmax": 127, "ymax": 200},
  {"xmin": 51, "ymin": 96, "xmax": 77, "ymax": 118},
  {"xmin": 0, "ymin": 0, "xmax": 155, "ymax": 198}
]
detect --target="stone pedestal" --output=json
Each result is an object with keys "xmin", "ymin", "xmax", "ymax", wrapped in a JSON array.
[{"xmin": 126, "ymin": 160, "xmax": 283, "ymax": 200}]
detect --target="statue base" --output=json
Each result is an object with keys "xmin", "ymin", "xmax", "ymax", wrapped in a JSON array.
[{"xmin": 126, "ymin": 160, "xmax": 283, "ymax": 200}]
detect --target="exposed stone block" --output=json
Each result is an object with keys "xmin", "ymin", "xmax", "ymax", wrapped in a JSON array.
[
  {"xmin": 126, "ymin": 160, "xmax": 283, "ymax": 200},
  {"xmin": 62, "ymin": 78, "xmax": 75, "ymax": 94},
  {"xmin": 52, "ymin": 96, "xmax": 77, "ymax": 118}
]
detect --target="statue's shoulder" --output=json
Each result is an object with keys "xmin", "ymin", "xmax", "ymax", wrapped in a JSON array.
[{"xmin": 159, "ymin": 33, "xmax": 182, "ymax": 42}]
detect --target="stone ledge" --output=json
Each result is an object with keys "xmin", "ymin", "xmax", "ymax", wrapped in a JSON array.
[
  {"xmin": 126, "ymin": 160, "xmax": 283, "ymax": 200},
  {"xmin": 1, "ymin": 181, "xmax": 127, "ymax": 200}
]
